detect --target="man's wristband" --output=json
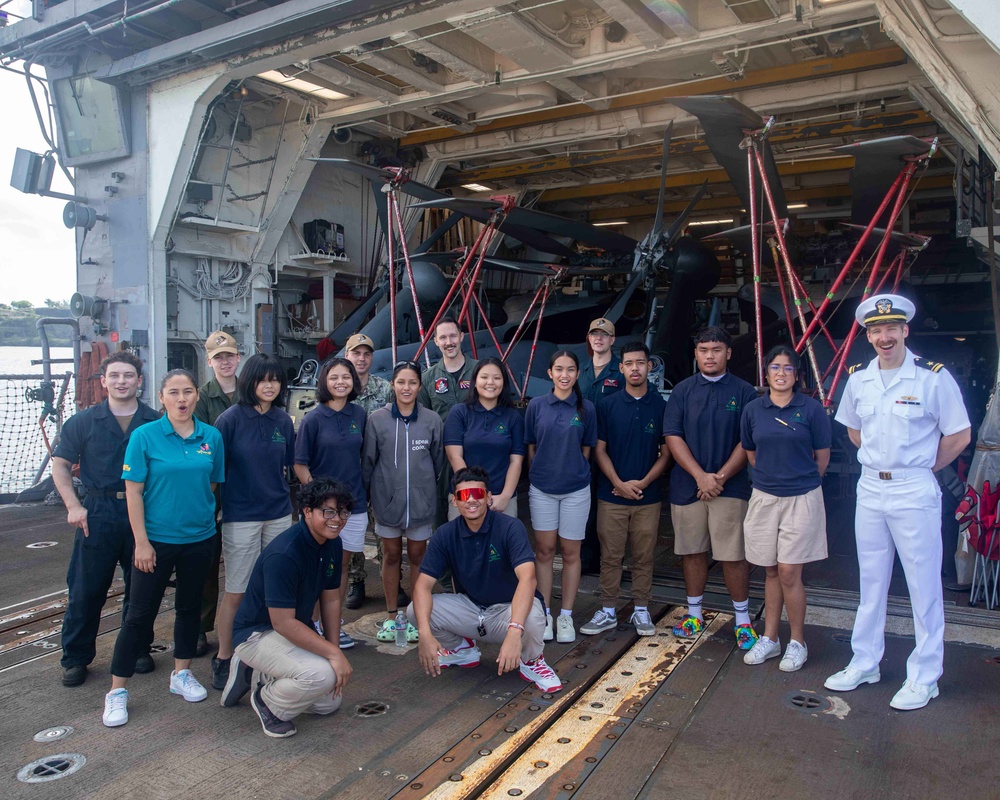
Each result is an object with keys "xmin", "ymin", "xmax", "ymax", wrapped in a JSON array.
[{"xmin": 507, "ymin": 622, "xmax": 525, "ymax": 632}]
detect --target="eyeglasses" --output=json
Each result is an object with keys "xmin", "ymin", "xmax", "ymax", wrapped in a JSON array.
[
  {"xmin": 455, "ymin": 487, "xmax": 487, "ymax": 502},
  {"xmin": 320, "ymin": 507, "xmax": 352, "ymax": 520},
  {"xmin": 767, "ymin": 364, "xmax": 796, "ymax": 375}
]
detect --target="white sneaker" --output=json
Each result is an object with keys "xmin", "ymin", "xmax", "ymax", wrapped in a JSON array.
[
  {"xmin": 438, "ymin": 638, "xmax": 481, "ymax": 669},
  {"xmin": 170, "ymin": 669, "xmax": 208, "ymax": 702},
  {"xmin": 543, "ymin": 613, "xmax": 554, "ymax": 642},
  {"xmin": 555, "ymin": 614, "xmax": 576, "ymax": 643},
  {"xmin": 823, "ymin": 665, "xmax": 880, "ymax": 692},
  {"xmin": 743, "ymin": 635, "xmax": 781, "ymax": 665},
  {"xmin": 580, "ymin": 610, "xmax": 617, "ymax": 635},
  {"xmin": 520, "ymin": 655, "xmax": 562, "ymax": 693},
  {"xmin": 779, "ymin": 640, "xmax": 808, "ymax": 672},
  {"xmin": 630, "ymin": 609, "xmax": 656, "ymax": 637},
  {"xmin": 889, "ymin": 680, "xmax": 939, "ymax": 711},
  {"xmin": 102, "ymin": 688, "xmax": 129, "ymax": 727}
]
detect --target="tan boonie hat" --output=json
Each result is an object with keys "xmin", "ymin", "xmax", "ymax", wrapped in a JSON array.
[
  {"xmin": 588, "ymin": 318, "xmax": 615, "ymax": 336},
  {"xmin": 205, "ymin": 330, "xmax": 239, "ymax": 357},
  {"xmin": 345, "ymin": 333, "xmax": 376, "ymax": 352}
]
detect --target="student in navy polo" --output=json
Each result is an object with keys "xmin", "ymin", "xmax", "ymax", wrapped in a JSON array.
[
  {"xmin": 211, "ymin": 354, "xmax": 295, "ymax": 692},
  {"xmin": 408, "ymin": 466, "xmax": 561, "ymax": 693},
  {"xmin": 102, "ymin": 369, "xmax": 225, "ymax": 728},
  {"xmin": 584, "ymin": 342, "xmax": 671, "ymax": 638},
  {"xmin": 221, "ymin": 479, "xmax": 354, "ymax": 738},
  {"xmin": 740, "ymin": 345, "xmax": 831, "ymax": 673},
  {"xmin": 294, "ymin": 357, "xmax": 367, "ymax": 651},
  {"xmin": 663, "ymin": 326, "xmax": 760, "ymax": 650},
  {"xmin": 524, "ymin": 350, "xmax": 597, "ymax": 645},
  {"xmin": 444, "ymin": 357, "xmax": 525, "ymax": 520}
]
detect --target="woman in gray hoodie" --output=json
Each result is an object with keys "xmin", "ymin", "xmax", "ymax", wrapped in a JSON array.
[{"xmin": 362, "ymin": 360, "xmax": 444, "ymax": 643}]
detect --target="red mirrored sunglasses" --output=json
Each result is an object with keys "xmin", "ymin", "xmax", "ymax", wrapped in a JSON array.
[{"xmin": 455, "ymin": 487, "xmax": 487, "ymax": 502}]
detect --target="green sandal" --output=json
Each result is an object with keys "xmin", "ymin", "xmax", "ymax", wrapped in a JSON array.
[{"xmin": 376, "ymin": 619, "xmax": 398, "ymax": 642}]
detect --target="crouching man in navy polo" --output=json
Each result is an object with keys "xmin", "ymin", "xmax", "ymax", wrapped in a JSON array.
[
  {"xmin": 826, "ymin": 294, "xmax": 970, "ymax": 711},
  {"xmin": 409, "ymin": 466, "xmax": 562, "ymax": 693},
  {"xmin": 221, "ymin": 479, "xmax": 353, "ymax": 737}
]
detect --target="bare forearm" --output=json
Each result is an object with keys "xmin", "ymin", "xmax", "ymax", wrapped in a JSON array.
[
  {"xmin": 934, "ymin": 428, "xmax": 971, "ymax": 471},
  {"xmin": 640, "ymin": 449, "xmax": 672, "ymax": 489},
  {"xmin": 718, "ymin": 445, "xmax": 748, "ymax": 481},
  {"xmin": 293, "ymin": 464, "xmax": 312, "ymax": 485},
  {"xmin": 51, "ymin": 459, "xmax": 82, "ymax": 511},
  {"xmin": 412, "ymin": 574, "xmax": 436, "ymax": 634},
  {"xmin": 499, "ymin": 456, "xmax": 523, "ymax": 499},
  {"xmin": 666, "ymin": 436, "xmax": 707, "ymax": 480},
  {"xmin": 509, "ymin": 575, "xmax": 536, "ymax": 627},
  {"xmin": 125, "ymin": 483, "xmax": 149, "ymax": 543},
  {"xmin": 273, "ymin": 616, "xmax": 341, "ymax": 659}
]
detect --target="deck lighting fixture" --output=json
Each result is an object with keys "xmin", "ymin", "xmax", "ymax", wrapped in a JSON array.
[
  {"xmin": 256, "ymin": 70, "xmax": 348, "ymax": 101},
  {"xmin": 462, "ymin": 183, "xmax": 494, "ymax": 192},
  {"xmin": 593, "ymin": 221, "xmax": 629, "ymax": 227}
]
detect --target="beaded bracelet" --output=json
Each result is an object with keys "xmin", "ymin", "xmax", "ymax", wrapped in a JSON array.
[{"xmin": 507, "ymin": 622, "xmax": 525, "ymax": 632}]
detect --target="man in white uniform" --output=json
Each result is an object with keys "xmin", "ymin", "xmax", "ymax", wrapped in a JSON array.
[{"xmin": 826, "ymin": 294, "xmax": 971, "ymax": 710}]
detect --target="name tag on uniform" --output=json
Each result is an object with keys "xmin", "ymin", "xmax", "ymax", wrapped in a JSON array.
[
  {"xmin": 603, "ymin": 378, "xmax": 619, "ymax": 389},
  {"xmin": 434, "ymin": 378, "xmax": 449, "ymax": 394}
]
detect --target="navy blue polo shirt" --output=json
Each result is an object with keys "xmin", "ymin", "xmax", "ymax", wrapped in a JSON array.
[
  {"xmin": 443, "ymin": 403, "xmax": 525, "ymax": 494},
  {"xmin": 596, "ymin": 388, "xmax": 667, "ymax": 505},
  {"xmin": 215, "ymin": 404, "xmax": 295, "ymax": 523},
  {"xmin": 740, "ymin": 392, "xmax": 832, "ymax": 497},
  {"xmin": 579, "ymin": 359, "xmax": 625, "ymax": 405},
  {"xmin": 663, "ymin": 372, "xmax": 758, "ymax": 505},
  {"xmin": 121, "ymin": 415, "xmax": 225, "ymax": 544},
  {"xmin": 421, "ymin": 510, "xmax": 543, "ymax": 608},
  {"xmin": 294, "ymin": 403, "xmax": 367, "ymax": 513},
  {"xmin": 53, "ymin": 400, "xmax": 161, "ymax": 492},
  {"xmin": 524, "ymin": 393, "xmax": 597, "ymax": 494},
  {"xmin": 232, "ymin": 519, "xmax": 342, "ymax": 648}
]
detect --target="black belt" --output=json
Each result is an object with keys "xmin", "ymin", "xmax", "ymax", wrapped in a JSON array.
[{"xmin": 87, "ymin": 488, "xmax": 127, "ymax": 500}]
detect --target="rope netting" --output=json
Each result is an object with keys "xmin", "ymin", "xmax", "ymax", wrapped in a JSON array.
[{"xmin": 0, "ymin": 373, "xmax": 75, "ymax": 495}]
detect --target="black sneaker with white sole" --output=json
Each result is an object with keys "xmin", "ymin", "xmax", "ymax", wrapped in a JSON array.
[
  {"xmin": 211, "ymin": 656, "xmax": 231, "ymax": 691},
  {"xmin": 220, "ymin": 652, "xmax": 253, "ymax": 707},
  {"xmin": 250, "ymin": 687, "xmax": 296, "ymax": 738}
]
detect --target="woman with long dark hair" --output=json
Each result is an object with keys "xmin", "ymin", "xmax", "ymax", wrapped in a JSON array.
[
  {"xmin": 362, "ymin": 360, "xmax": 444, "ymax": 644},
  {"xmin": 740, "ymin": 345, "xmax": 831, "ymax": 673},
  {"xmin": 211, "ymin": 354, "xmax": 295, "ymax": 690},
  {"xmin": 294, "ymin": 357, "xmax": 368, "ymax": 650},
  {"xmin": 444, "ymin": 357, "xmax": 524, "ymax": 519},
  {"xmin": 524, "ymin": 350, "xmax": 597, "ymax": 645},
  {"xmin": 102, "ymin": 369, "xmax": 225, "ymax": 727}
]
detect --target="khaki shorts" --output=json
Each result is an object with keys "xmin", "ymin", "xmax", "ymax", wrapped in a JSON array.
[
  {"xmin": 222, "ymin": 516, "xmax": 292, "ymax": 593},
  {"xmin": 743, "ymin": 486, "xmax": 827, "ymax": 567},
  {"xmin": 671, "ymin": 497, "xmax": 748, "ymax": 561}
]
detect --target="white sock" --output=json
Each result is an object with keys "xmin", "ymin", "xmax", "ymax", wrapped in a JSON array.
[
  {"xmin": 602, "ymin": 607, "xmax": 616, "ymax": 616},
  {"xmin": 687, "ymin": 596, "xmax": 704, "ymax": 622},
  {"xmin": 559, "ymin": 609, "xmax": 573, "ymax": 617},
  {"xmin": 545, "ymin": 608, "xmax": 552, "ymax": 617},
  {"xmin": 733, "ymin": 599, "xmax": 751, "ymax": 627}
]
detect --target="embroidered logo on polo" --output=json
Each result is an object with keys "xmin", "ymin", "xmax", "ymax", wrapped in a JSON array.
[
  {"xmin": 459, "ymin": 380, "xmax": 471, "ymax": 390},
  {"xmin": 197, "ymin": 443, "xmax": 213, "ymax": 455},
  {"xmin": 348, "ymin": 420, "xmax": 361, "ymax": 434},
  {"xmin": 434, "ymin": 377, "xmax": 449, "ymax": 394},
  {"xmin": 726, "ymin": 397, "xmax": 739, "ymax": 411},
  {"xmin": 569, "ymin": 414, "xmax": 583, "ymax": 428},
  {"xmin": 644, "ymin": 420, "xmax": 656, "ymax": 435},
  {"xmin": 488, "ymin": 545, "xmax": 501, "ymax": 563},
  {"xmin": 122, "ymin": 464, "xmax": 131, "ymax": 472},
  {"xmin": 791, "ymin": 410, "xmax": 804, "ymax": 423},
  {"xmin": 271, "ymin": 428, "xmax": 287, "ymax": 443},
  {"xmin": 495, "ymin": 422, "xmax": 510, "ymax": 435},
  {"xmin": 326, "ymin": 559, "xmax": 337, "ymax": 577}
]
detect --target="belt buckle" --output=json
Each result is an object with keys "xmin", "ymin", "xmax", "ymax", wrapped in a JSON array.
[{"xmin": 878, "ymin": 471, "xmax": 892, "ymax": 481}]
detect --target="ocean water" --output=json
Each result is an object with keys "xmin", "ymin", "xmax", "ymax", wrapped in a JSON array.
[{"xmin": 0, "ymin": 346, "xmax": 75, "ymax": 494}]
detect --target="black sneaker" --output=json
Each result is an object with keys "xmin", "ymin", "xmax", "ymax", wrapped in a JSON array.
[
  {"xmin": 194, "ymin": 633, "xmax": 210, "ymax": 658},
  {"xmin": 345, "ymin": 582, "xmax": 366, "ymax": 610},
  {"xmin": 250, "ymin": 687, "xmax": 296, "ymax": 738},
  {"xmin": 62, "ymin": 664, "xmax": 87, "ymax": 687},
  {"xmin": 135, "ymin": 653, "xmax": 155, "ymax": 674},
  {"xmin": 220, "ymin": 653, "xmax": 253, "ymax": 708},
  {"xmin": 211, "ymin": 656, "xmax": 231, "ymax": 691}
]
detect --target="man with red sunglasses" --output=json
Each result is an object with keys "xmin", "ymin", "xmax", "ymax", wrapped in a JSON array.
[{"xmin": 408, "ymin": 466, "xmax": 561, "ymax": 693}]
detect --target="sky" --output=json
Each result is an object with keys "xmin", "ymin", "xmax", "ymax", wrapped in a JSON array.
[{"xmin": 0, "ymin": 62, "xmax": 77, "ymax": 307}]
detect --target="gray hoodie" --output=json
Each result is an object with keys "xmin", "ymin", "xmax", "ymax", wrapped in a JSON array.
[{"xmin": 362, "ymin": 405, "xmax": 444, "ymax": 529}]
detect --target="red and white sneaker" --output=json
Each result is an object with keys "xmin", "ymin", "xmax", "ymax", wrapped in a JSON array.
[
  {"xmin": 519, "ymin": 655, "xmax": 562, "ymax": 693},
  {"xmin": 438, "ymin": 638, "xmax": 481, "ymax": 669}
]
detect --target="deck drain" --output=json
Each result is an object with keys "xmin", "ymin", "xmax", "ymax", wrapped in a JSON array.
[
  {"xmin": 355, "ymin": 700, "xmax": 389, "ymax": 717},
  {"xmin": 26, "ymin": 542, "xmax": 58, "ymax": 549},
  {"xmin": 33, "ymin": 726, "xmax": 74, "ymax": 743},
  {"xmin": 149, "ymin": 642, "xmax": 173, "ymax": 653},
  {"xmin": 784, "ymin": 692, "xmax": 832, "ymax": 713},
  {"xmin": 17, "ymin": 754, "xmax": 86, "ymax": 783},
  {"xmin": 831, "ymin": 632, "xmax": 851, "ymax": 643}
]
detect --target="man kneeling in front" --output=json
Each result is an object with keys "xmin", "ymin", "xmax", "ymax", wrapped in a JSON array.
[
  {"xmin": 409, "ymin": 466, "xmax": 561, "ymax": 693},
  {"xmin": 221, "ymin": 479, "xmax": 354, "ymax": 737}
]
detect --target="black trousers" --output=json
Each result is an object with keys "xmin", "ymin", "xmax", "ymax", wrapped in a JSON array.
[
  {"xmin": 110, "ymin": 536, "xmax": 214, "ymax": 678},
  {"xmin": 61, "ymin": 496, "xmax": 133, "ymax": 669}
]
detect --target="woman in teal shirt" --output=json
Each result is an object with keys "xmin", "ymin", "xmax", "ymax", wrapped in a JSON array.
[{"xmin": 102, "ymin": 369, "xmax": 225, "ymax": 728}]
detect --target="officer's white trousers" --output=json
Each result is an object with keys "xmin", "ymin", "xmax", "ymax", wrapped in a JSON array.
[{"xmin": 849, "ymin": 470, "xmax": 944, "ymax": 686}]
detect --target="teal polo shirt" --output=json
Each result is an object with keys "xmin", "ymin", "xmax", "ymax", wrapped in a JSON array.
[{"xmin": 122, "ymin": 415, "xmax": 225, "ymax": 544}]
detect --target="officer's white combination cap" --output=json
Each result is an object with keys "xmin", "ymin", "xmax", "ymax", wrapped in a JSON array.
[{"xmin": 855, "ymin": 294, "xmax": 914, "ymax": 327}]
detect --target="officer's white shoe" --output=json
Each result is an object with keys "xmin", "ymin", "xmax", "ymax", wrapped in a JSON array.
[
  {"xmin": 824, "ymin": 665, "xmax": 880, "ymax": 692},
  {"xmin": 889, "ymin": 680, "xmax": 939, "ymax": 711}
]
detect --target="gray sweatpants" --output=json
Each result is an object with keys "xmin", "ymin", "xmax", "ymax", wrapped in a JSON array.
[
  {"xmin": 407, "ymin": 594, "xmax": 546, "ymax": 661},
  {"xmin": 234, "ymin": 630, "xmax": 343, "ymax": 722}
]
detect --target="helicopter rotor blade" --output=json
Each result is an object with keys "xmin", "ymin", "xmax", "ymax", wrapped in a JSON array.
[{"xmin": 651, "ymin": 121, "xmax": 673, "ymax": 240}]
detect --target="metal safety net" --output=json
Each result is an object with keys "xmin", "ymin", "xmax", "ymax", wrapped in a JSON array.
[{"xmin": 0, "ymin": 373, "xmax": 75, "ymax": 496}]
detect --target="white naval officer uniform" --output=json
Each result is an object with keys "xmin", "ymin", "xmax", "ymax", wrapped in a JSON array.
[{"xmin": 835, "ymin": 348, "xmax": 970, "ymax": 686}]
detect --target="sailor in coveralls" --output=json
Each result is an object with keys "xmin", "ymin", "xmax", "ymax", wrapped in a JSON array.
[{"xmin": 826, "ymin": 294, "xmax": 971, "ymax": 710}]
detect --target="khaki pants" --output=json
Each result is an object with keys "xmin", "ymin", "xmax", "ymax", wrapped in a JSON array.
[
  {"xmin": 234, "ymin": 630, "xmax": 343, "ymax": 722},
  {"xmin": 596, "ymin": 500, "xmax": 661, "ymax": 606},
  {"xmin": 407, "ymin": 593, "xmax": 546, "ymax": 661}
]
